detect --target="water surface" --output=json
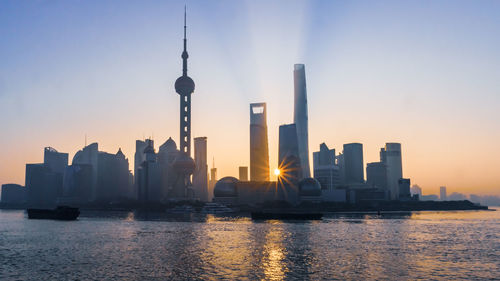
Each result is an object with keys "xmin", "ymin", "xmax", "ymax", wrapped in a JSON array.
[{"xmin": 1, "ymin": 209, "xmax": 499, "ymax": 280}]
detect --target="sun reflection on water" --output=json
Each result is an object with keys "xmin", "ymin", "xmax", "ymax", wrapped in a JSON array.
[{"xmin": 262, "ymin": 225, "xmax": 288, "ymax": 280}]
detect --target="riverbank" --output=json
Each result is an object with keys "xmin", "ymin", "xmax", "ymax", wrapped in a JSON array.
[{"xmin": 0, "ymin": 200, "xmax": 488, "ymax": 213}]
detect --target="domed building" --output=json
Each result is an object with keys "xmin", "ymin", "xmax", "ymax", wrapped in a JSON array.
[
  {"xmin": 214, "ymin": 177, "xmax": 239, "ymax": 197},
  {"xmin": 298, "ymin": 178, "xmax": 322, "ymax": 201},
  {"xmin": 213, "ymin": 177, "xmax": 239, "ymax": 204}
]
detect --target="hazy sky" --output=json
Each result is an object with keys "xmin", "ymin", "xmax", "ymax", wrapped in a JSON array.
[{"xmin": 1, "ymin": 0, "xmax": 499, "ymax": 196}]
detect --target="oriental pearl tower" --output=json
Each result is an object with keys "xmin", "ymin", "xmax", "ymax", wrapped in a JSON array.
[{"xmin": 172, "ymin": 7, "xmax": 196, "ymax": 198}]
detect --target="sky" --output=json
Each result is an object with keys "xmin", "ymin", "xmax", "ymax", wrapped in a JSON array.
[{"xmin": 0, "ymin": 0, "xmax": 499, "ymax": 196}]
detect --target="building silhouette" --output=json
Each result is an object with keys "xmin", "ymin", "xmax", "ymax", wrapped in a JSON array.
[
  {"xmin": 293, "ymin": 64, "xmax": 311, "ymax": 179},
  {"xmin": 313, "ymin": 143, "xmax": 340, "ymax": 190},
  {"xmin": 239, "ymin": 166, "xmax": 248, "ymax": 181},
  {"xmin": 382, "ymin": 143, "xmax": 403, "ymax": 200},
  {"xmin": 193, "ymin": 137, "xmax": 208, "ymax": 201},
  {"xmin": 158, "ymin": 137, "xmax": 180, "ymax": 199},
  {"xmin": 278, "ymin": 124, "xmax": 302, "ymax": 184},
  {"xmin": 208, "ymin": 162, "xmax": 217, "ymax": 202},
  {"xmin": 366, "ymin": 162, "xmax": 387, "ymax": 189},
  {"xmin": 343, "ymin": 143, "xmax": 364, "ymax": 184},
  {"xmin": 410, "ymin": 185, "xmax": 422, "ymax": 199},
  {"xmin": 96, "ymin": 148, "xmax": 131, "ymax": 202},
  {"xmin": 440, "ymin": 186, "xmax": 447, "ymax": 201},
  {"xmin": 62, "ymin": 163, "xmax": 93, "ymax": 204},
  {"xmin": 137, "ymin": 142, "xmax": 162, "ymax": 203},
  {"xmin": 172, "ymin": 8, "xmax": 196, "ymax": 198},
  {"xmin": 1, "ymin": 184, "xmax": 27, "ymax": 205},
  {"xmin": 73, "ymin": 143, "xmax": 99, "ymax": 201},
  {"xmin": 24, "ymin": 147, "xmax": 68, "ymax": 207},
  {"xmin": 44, "ymin": 147, "xmax": 68, "ymax": 176},
  {"xmin": 134, "ymin": 139, "xmax": 154, "ymax": 197},
  {"xmin": 250, "ymin": 102, "xmax": 270, "ymax": 181},
  {"xmin": 398, "ymin": 178, "xmax": 411, "ymax": 200}
]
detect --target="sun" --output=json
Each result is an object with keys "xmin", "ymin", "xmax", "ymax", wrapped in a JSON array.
[{"xmin": 274, "ymin": 168, "xmax": 280, "ymax": 176}]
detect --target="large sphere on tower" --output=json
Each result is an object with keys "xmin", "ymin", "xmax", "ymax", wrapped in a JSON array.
[
  {"xmin": 173, "ymin": 153, "xmax": 195, "ymax": 175},
  {"xmin": 175, "ymin": 76, "xmax": 195, "ymax": 94}
]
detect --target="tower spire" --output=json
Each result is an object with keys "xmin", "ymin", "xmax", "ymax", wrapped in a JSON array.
[{"xmin": 182, "ymin": 5, "xmax": 188, "ymax": 76}]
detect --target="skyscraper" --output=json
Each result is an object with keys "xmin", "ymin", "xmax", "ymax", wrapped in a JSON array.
[
  {"xmin": 366, "ymin": 162, "xmax": 387, "ymax": 189},
  {"xmin": 137, "ymin": 143, "xmax": 161, "ymax": 203},
  {"xmin": 134, "ymin": 139, "xmax": 153, "ymax": 198},
  {"xmin": 44, "ymin": 147, "xmax": 68, "ymax": 175},
  {"xmin": 398, "ymin": 178, "xmax": 411, "ymax": 200},
  {"xmin": 383, "ymin": 143, "xmax": 403, "ymax": 200},
  {"xmin": 239, "ymin": 166, "xmax": 248, "ymax": 181},
  {"xmin": 440, "ymin": 186, "xmax": 447, "ymax": 201},
  {"xmin": 72, "ymin": 142, "xmax": 99, "ymax": 201},
  {"xmin": 193, "ymin": 137, "xmax": 208, "ymax": 201},
  {"xmin": 278, "ymin": 124, "xmax": 302, "ymax": 182},
  {"xmin": 208, "ymin": 159, "xmax": 217, "ymax": 202},
  {"xmin": 293, "ymin": 64, "xmax": 311, "ymax": 179},
  {"xmin": 410, "ymin": 185, "xmax": 422, "ymax": 198},
  {"xmin": 343, "ymin": 143, "xmax": 364, "ymax": 184},
  {"xmin": 250, "ymin": 102, "xmax": 269, "ymax": 181},
  {"xmin": 313, "ymin": 143, "xmax": 340, "ymax": 190}
]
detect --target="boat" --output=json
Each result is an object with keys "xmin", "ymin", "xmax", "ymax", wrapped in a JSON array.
[
  {"xmin": 27, "ymin": 206, "xmax": 80, "ymax": 220},
  {"xmin": 201, "ymin": 202, "xmax": 236, "ymax": 214},
  {"xmin": 251, "ymin": 211, "xmax": 323, "ymax": 220}
]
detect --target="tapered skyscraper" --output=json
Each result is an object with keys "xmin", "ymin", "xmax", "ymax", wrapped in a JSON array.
[
  {"xmin": 250, "ymin": 102, "xmax": 270, "ymax": 181},
  {"xmin": 293, "ymin": 64, "xmax": 311, "ymax": 179},
  {"xmin": 175, "ymin": 7, "xmax": 195, "ymax": 156}
]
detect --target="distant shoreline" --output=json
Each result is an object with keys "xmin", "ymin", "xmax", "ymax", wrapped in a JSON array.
[{"xmin": 0, "ymin": 200, "xmax": 489, "ymax": 213}]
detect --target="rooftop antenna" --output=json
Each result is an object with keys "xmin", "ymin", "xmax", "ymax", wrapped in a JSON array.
[{"xmin": 85, "ymin": 134, "xmax": 87, "ymax": 147}]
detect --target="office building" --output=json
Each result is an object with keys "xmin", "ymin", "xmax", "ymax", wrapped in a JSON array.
[
  {"xmin": 278, "ymin": 124, "xmax": 302, "ymax": 182},
  {"xmin": 96, "ymin": 149, "xmax": 132, "ymax": 202},
  {"xmin": 26, "ymin": 164, "xmax": 61, "ymax": 208},
  {"xmin": 62, "ymin": 164, "xmax": 93, "ymax": 204},
  {"xmin": 293, "ymin": 64, "xmax": 311, "ymax": 179},
  {"xmin": 73, "ymin": 143, "xmax": 99, "ymax": 201},
  {"xmin": 343, "ymin": 143, "xmax": 364, "ymax": 184},
  {"xmin": 208, "ymin": 164, "xmax": 217, "ymax": 202},
  {"xmin": 137, "ymin": 143, "xmax": 162, "ymax": 203},
  {"xmin": 158, "ymin": 137, "xmax": 181, "ymax": 200},
  {"xmin": 440, "ymin": 186, "xmax": 447, "ymax": 201},
  {"xmin": 239, "ymin": 166, "xmax": 248, "ymax": 181},
  {"xmin": 313, "ymin": 143, "xmax": 340, "ymax": 190},
  {"xmin": 1, "ymin": 184, "xmax": 27, "ymax": 205},
  {"xmin": 134, "ymin": 139, "xmax": 154, "ymax": 198},
  {"xmin": 250, "ymin": 102, "xmax": 269, "ymax": 181},
  {"xmin": 398, "ymin": 178, "xmax": 411, "ymax": 200},
  {"xmin": 366, "ymin": 162, "xmax": 387, "ymax": 189},
  {"xmin": 382, "ymin": 143, "xmax": 403, "ymax": 200},
  {"xmin": 410, "ymin": 185, "xmax": 422, "ymax": 199},
  {"xmin": 193, "ymin": 137, "xmax": 208, "ymax": 201},
  {"xmin": 44, "ymin": 147, "xmax": 68, "ymax": 175}
]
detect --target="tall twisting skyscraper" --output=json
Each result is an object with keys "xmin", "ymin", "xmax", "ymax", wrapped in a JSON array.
[
  {"xmin": 175, "ymin": 7, "xmax": 195, "ymax": 156},
  {"xmin": 293, "ymin": 64, "xmax": 311, "ymax": 179}
]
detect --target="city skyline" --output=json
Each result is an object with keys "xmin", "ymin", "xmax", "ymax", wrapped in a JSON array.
[{"xmin": 1, "ymin": 1, "xmax": 499, "ymax": 196}]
